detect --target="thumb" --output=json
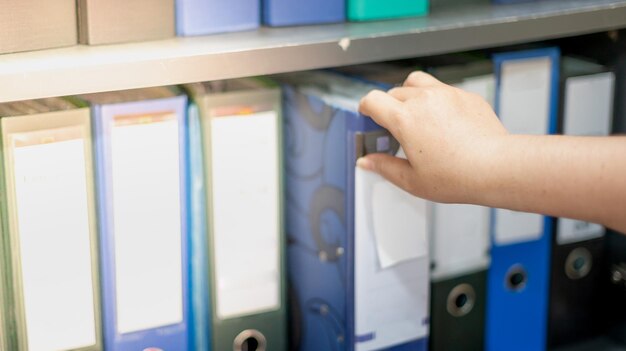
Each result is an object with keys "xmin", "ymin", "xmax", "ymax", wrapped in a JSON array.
[{"xmin": 356, "ymin": 153, "xmax": 418, "ymax": 196}]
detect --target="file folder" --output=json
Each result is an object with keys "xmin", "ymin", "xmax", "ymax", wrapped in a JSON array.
[
  {"xmin": 262, "ymin": 0, "xmax": 345, "ymax": 27},
  {"xmin": 548, "ymin": 57, "xmax": 615, "ymax": 348},
  {"xmin": 77, "ymin": 0, "xmax": 175, "ymax": 44},
  {"xmin": 486, "ymin": 47, "xmax": 560, "ymax": 351},
  {"xmin": 347, "ymin": 0, "xmax": 428, "ymax": 22},
  {"xmin": 176, "ymin": 0, "xmax": 259, "ymax": 36},
  {"xmin": 426, "ymin": 59, "xmax": 494, "ymax": 351},
  {"xmin": 0, "ymin": 0, "xmax": 77, "ymax": 54},
  {"xmin": 0, "ymin": 98, "xmax": 102, "ymax": 351},
  {"xmin": 77, "ymin": 88, "xmax": 189, "ymax": 350},
  {"xmin": 282, "ymin": 71, "xmax": 430, "ymax": 351},
  {"xmin": 185, "ymin": 79, "xmax": 287, "ymax": 351}
]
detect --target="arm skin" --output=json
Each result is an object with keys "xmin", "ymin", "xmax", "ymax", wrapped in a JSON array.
[{"xmin": 357, "ymin": 71, "xmax": 626, "ymax": 233}]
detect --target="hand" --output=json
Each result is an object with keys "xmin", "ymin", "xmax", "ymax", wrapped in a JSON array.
[{"xmin": 358, "ymin": 71, "xmax": 508, "ymax": 204}]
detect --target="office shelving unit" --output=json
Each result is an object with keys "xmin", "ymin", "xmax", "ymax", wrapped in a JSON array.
[{"xmin": 1, "ymin": 0, "xmax": 626, "ymax": 103}]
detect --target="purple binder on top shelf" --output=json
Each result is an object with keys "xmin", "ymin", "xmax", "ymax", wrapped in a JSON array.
[
  {"xmin": 177, "ymin": 0, "xmax": 259, "ymax": 36},
  {"xmin": 262, "ymin": 0, "xmax": 344, "ymax": 27}
]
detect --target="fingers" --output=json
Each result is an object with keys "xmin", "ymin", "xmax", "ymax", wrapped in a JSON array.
[
  {"xmin": 358, "ymin": 90, "xmax": 404, "ymax": 131},
  {"xmin": 403, "ymin": 71, "xmax": 441, "ymax": 88},
  {"xmin": 357, "ymin": 153, "xmax": 419, "ymax": 196},
  {"xmin": 387, "ymin": 86, "xmax": 422, "ymax": 102}
]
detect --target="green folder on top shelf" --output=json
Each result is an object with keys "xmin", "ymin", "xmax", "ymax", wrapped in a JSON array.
[{"xmin": 348, "ymin": 0, "xmax": 429, "ymax": 21}]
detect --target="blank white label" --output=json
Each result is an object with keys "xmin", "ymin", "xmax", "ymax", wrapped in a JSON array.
[
  {"xmin": 13, "ymin": 132, "xmax": 96, "ymax": 351},
  {"xmin": 111, "ymin": 115, "xmax": 184, "ymax": 334},
  {"xmin": 499, "ymin": 57, "xmax": 551, "ymax": 135},
  {"xmin": 461, "ymin": 74, "xmax": 496, "ymax": 108},
  {"xmin": 211, "ymin": 111, "xmax": 281, "ymax": 320},
  {"xmin": 431, "ymin": 203, "xmax": 490, "ymax": 279},
  {"xmin": 564, "ymin": 72, "xmax": 614, "ymax": 137},
  {"xmin": 557, "ymin": 218, "xmax": 604, "ymax": 245},
  {"xmin": 495, "ymin": 56, "xmax": 552, "ymax": 244},
  {"xmin": 354, "ymin": 165, "xmax": 429, "ymax": 351}
]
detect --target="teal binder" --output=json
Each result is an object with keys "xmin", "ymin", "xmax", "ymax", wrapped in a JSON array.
[{"xmin": 347, "ymin": 0, "xmax": 429, "ymax": 21}]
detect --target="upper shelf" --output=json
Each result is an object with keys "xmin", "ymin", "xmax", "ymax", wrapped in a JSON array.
[{"xmin": 1, "ymin": 0, "xmax": 625, "ymax": 103}]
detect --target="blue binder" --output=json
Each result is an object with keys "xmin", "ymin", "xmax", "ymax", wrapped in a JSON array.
[
  {"xmin": 262, "ymin": 0, "xmax": 344, "ymax": 27},
  {"xmin": 88, "ymin": 90, "xmax": 190, "ymax": 351},
  {"xmin": 486, "ymin": 47, "xmax": 560, "ymax": 351},
  {"xmin": 176, "ymin": 0, "xmax": 259, "ymax": 36},
  {"xmin": 283, "ymin": 71, "xmax": 430, "ymax": 351}
]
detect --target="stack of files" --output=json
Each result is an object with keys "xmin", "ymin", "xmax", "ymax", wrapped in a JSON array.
[
  {"xmin": 176, "ymin": 0, "xmax": 259, "ymax": 36},
  {"xmin": 0, "ymin": 98, "xmax": 102, "ymax": 351},
  {"xmin": 426, "ymin": 59, "xmax": 494, "ymax": 351},
  {"xmin": 184, "ymin": 78, "xmax": 287, "ymax": 351},
  {"xmin": 77, "ymin": 0, "xmax": 175, "ymax": 45},
  {"xmin": 547, "ymin": 57, "xmax": 615, "ymax": 348},
  {"xmin": 281, "ymin": 70, "xmax": 430, "ymax": 351},
  {"xmin": 262, "ymin": 0, "xmax": 345, "ymax": 26},
  {"xmin": 0, "ymin": 0, "xmax": 77, "ymax": 54},
  {"xmin": 73, "ymin": 88, "xmax": 190, "ymax": 350},
  {"xmin": 347, "ymin": 0, "xmax": 429, "ymax": 21},
  {"xmin": 486, "ymin": 47, "xmax": 560, "ymax": 351}
]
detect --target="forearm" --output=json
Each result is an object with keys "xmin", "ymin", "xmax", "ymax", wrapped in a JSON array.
[{"xmin": 477, "ymin": 135, "xmax": 626, "ymax": 232}]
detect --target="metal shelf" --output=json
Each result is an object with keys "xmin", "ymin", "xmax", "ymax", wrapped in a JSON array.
[{"xmin": 1, "ymin": 0, "xmax": 626, "ymax": 102}]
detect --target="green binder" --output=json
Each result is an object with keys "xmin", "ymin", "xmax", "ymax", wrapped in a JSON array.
[
  {"xmin": 186, "ymin": 79, "xmax": 287, "ymax": 351},
  {"xmin": 348, "ymin": 0, "xmax": 429, "ymax": 21},
  {"xmin": 0, "ymin": 99, "xmax": 102, "ymax": 351}
]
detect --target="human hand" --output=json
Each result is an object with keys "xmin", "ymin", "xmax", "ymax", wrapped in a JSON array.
[{"xmin": 357, "ymin": 71, "xmax": 509, "ymax": 204}]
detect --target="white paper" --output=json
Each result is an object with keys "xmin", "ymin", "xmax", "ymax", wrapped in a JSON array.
[
  {"xmin": 564, "ymin": 72, "xmax": 614, "ymax": 137},
  {"xmin": 111, "ymin": 116, "xmax": 184, "ymax": 334},
  {"xmin": 557, "ymin": 218, "xmax": 604, "ymax": 245},
  {"xmin": 354, "ymin": 166, "xmax": 429, "ymax": 351},
  {"xmin": 13, "ymin": 135, "xmax": 97, "ymax": 351},
  {"xmin": 211, "ymin": 111, "xmax": 281, "ymax": 320},
  {"xmin": 461, "ymin": 74, "xmax": 496, "ymax": 108},
  {"xmin": 499, "ymin": 57, "xmax": 551, "ymax": 135},
  {"xmin": 431, "ymin": 203, "xmax": 490, "ymax": 279}
]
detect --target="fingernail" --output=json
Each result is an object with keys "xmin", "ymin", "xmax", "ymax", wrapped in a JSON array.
[{"xmin": 356, "ymin": 157, "xmax": 372, "ymax": 170}]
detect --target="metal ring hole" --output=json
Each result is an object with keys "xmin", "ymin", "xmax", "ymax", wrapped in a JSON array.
[
  {"xmin": 234, "ymin": 329, "xmax": 267, "ymax": 351},
  {"xmin": 446, "ymin": 283, "xmax": 476, "ymax": 317},
  {"xmin": 505, "ymin": 265, "xmax": 528, "ymax": 292},
  {"xmin": 565, "ymin": 247, "xmax": 592, "ymax": 280}
]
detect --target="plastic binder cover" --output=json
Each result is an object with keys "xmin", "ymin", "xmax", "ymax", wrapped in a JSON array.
[
  {"xmin": 95, "ymin": 96, "xmax": 189, "ymax": 350},
  {"xmin": 176, "ymin": 0, "xmax": 259, "ymax": 36},
  {"xmin": 283, "ymin": 71, "xmax": 429, "ymax": 351},
  {"xmin": 487, "ymin": 48, "xmax": 559, "ymax": 351},
  {"xmin": 193, "ymin": 86, "xmax": 286, "ymax": 351},
  {"xmin": 347, "ymin": 0, "xmax": 428, "ymax": 21},
  {"xmin": 1, "ymin": 108, "xmax": 101, "ymax": 351}
]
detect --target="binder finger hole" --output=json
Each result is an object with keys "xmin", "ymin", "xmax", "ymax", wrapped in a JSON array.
[
  {"xmin": 446, "ymin": 284, "xmax": 476, "ymax": 317},
  {"xmin": 505, "ymin": 266, "xmax": 527, "ymax": 292},
  {"xmin": 234, "ymin": 329, "xmax": 267, "ymax": 351},
  {"xmin": 565, "ymin": 247, "xmax": 592, "ymax": 280}
]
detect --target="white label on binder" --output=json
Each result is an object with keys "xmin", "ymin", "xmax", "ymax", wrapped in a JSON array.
[
  {"xmin": 432, "ymin": 203, "xmax": 490, "ymax": 279},
  {"xmin": 14, "ymin": 133, "xmax": 96, "ymax": 351},
  {"xmin": 354, "ymin": 163, "xmax": 429, "ymax": 351},
  {"xmin": 462, "ymin": 74, "xmax": 496, "ymax": 108},
  {"xmin": 111, "ymin": 116, "xmax": 183, "ymax": 334},
  {"xmin": 211, "ymin": 111, "xmax": 281, "ymax": 320},
  {"xmin": 499, "ymin": 57, "xmax": 551, "ymax": 135},
  {"xmin": 495, "ymin": 56, "xmax": 552, "ymax": 244},
  {"xmin": 557, "ymin": 218, "xmax": 604, "ymax": 245},
  {"xmin": 564, "ymin": 72, "xmax": 614, "ymax": 137}
]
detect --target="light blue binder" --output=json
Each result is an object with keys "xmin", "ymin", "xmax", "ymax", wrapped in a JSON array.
[
  {"xmin": 282, "ymin": 71, "xmax": 430, "ymax": 351},
  {"xmin": 176, "ymin": 0, "xmax": 259, "ymax": 36},
  {"xmin": 486, "ymin": 47, "xmax": 560, "ymax": 351},
  {"xmin": 84, "ymin": 89, "xmax": 190, "ymax": 351}
]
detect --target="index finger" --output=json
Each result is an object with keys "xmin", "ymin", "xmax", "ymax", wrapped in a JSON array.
[{"xmin": 358, "ymin": 90, "xmax": 404, "ymax": 133}]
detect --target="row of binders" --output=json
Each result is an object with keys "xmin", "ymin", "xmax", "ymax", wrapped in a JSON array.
[
  {"xmin": 0, "ymin": 46, "xmax": 625, "ymax": 351},
  {"xmin": 1, "ymin": 0, "xmax": 549, "ymax": 54}
]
